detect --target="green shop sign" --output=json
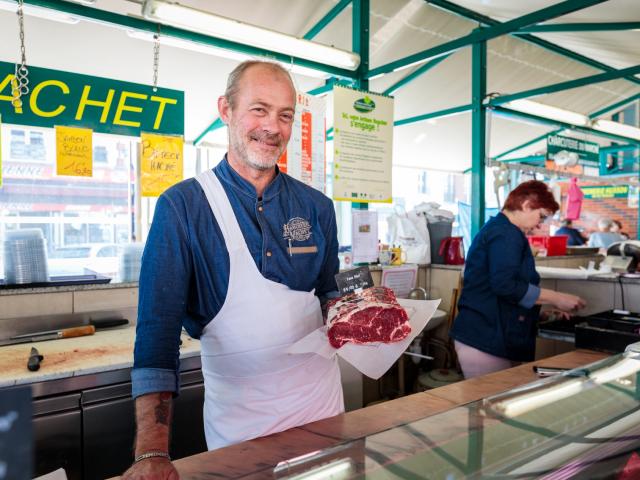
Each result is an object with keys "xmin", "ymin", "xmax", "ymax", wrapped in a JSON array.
[
  {"xmin": 0, "ymin": 61, "xmax": 183, "ymax": 136},
  {"xmin": 547, "ymin": 134, "xmax": 599, "ymax": 167},
  {"xmin": 582, "ymin": 185, "xmax": 629, "ymax": 199}
]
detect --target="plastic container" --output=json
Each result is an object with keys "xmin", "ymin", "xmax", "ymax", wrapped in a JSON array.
[
  {"xmin": 527, "ymin": 235, "xmax": 568, "ymax": 256},
  {"xmin": 427, "ymin": 220, "xmax": 453, "ymax": 264},
  {"xmin": 118, "ymin": 243, "xmax": 145, "ymax": 282}
]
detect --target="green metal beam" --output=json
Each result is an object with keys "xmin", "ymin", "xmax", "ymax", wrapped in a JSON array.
[
  {"xmin": 367, "ymin": 0, "xmax": 606, "ymax": 79},
  {"xmin": 493, "ymin": 131, "xmax": 558, "ymax": 160},
  {"xmin": 383, "ymin": 54, "xmax": 450, "ymax": 96},
  {"xmin": 494, "ymin": 93, "xmax": 640, "ymax": 160},
  {"xmin": 20, "ymin": 0, "xmax": 358, "ymax": 80},
  {"xmin": 498, "ymin": 155, "xmax": 547, "ymax": 164},
  {"xmin": 590, "ymin": 93, "xmax": 640, "ymax": 119},
  {"xmin": 424, "ymin": 0, "xmax": 640, "ymax": 88},
  {"xmin": 394, "ymin": 104, "xmax": 471, "ymax": 127},
  {"xmin": 601, "ymin": 144, "xmax": 638, "ymax": 153},
  {"xmin": 193, "ymin": 118, "xmax": 225, "ymax": 146},
  {"xmin": 518, "ymin": 22, "xmax": 640, "ymax": 33},
  {"xmin": 304, "ymin": 0, "xmax": 352, "ymax": 40},
  {"xmin": 471, "ymin": 36, "xmax": 487, "ymax": 237},
  {"xmin": 491, "ymin": 65, "xmax": 640, "ymax": 106},
  {"xmin": 494, "ymin": 106, "xmax": 640, "ymax": 145}
]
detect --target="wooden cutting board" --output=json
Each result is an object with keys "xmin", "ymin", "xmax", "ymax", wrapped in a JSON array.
[{"xmin": 0, "ymin": 327, "xmax": 200, "ymax": 388}]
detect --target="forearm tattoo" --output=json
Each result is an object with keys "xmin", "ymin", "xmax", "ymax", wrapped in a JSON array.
[{"xmin": 154, "ymin": 392, "xmax": 172, "ymax": 426}]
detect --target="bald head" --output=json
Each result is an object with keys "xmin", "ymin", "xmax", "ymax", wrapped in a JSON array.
[{"xmin": 224, "ymin": 60, "xmax": 296, "ymax": 111}]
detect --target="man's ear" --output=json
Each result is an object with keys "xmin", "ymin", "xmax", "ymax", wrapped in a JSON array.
[
  {"xmin": 521, "ymin": 199, "xmax": 533, "ymax": 212},
  {"xmin": 218, "ymin": 95, "xmax": 231, "ymax": 124}
]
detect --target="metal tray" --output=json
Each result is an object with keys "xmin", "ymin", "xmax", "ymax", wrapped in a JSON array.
[{"xmin": 0, "ymin": 274, "xmax": 111, "ymax": 289}]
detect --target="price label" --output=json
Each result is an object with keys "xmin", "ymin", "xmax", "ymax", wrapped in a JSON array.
[{"xmin": 335, "ymin": 266, "xmax": 374, "ymax": 295}]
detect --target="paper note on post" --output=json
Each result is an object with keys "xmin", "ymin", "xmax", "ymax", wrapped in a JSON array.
[
  {"xmin": 287, "ymin": 298, "xmax": 441, "ymax": 379},
  {"xmin": 56, "ymin": 125, "xmax": 93, "ymax": 177}
]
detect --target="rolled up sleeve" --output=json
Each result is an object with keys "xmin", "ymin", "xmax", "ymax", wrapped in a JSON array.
[
  {"xmin": 131, "ymin": 368, "xmax": 180, "ymax": 399},
  {"xmin": 519, "ymin": 283, "xmax": 541, "ymax": 309}
]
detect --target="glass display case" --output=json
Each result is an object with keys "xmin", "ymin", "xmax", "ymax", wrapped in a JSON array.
[{"xmin": 275, "ymin": 345, "xmax": 640, "ymax": 479}]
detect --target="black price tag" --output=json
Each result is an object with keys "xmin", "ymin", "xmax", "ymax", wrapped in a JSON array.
[
  {"xmin": 335, "ymin": 266, "xmax": 374, "ymax": 295},
  {"xmin": 0, "ymin": 386, "xmax": 32, "ymax": 480}
]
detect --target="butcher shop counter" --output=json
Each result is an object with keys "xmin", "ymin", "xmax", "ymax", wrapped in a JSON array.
[
  {"xmin": 0, "ymin": 325, "xmax": 200, "ymax": 395},
  {"xmin": 111, "ymin": 349, "xmax": 618, "ymax": 479}
]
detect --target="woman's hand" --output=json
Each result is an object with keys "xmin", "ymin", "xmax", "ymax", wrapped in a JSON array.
[{"xmin": 537, "ymin": 289, "xmax": 586, "ymax": 313}]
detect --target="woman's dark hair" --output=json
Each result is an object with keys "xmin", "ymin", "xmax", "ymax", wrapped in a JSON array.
[{"xmin": 503, "ymin": 180, "xmax": 560, "ymax": 213}]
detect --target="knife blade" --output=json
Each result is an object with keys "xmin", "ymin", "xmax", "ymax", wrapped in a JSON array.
[
  {"xmin": 10, "ymin": 318, "xmax": 127, "ymax": 339},
  {"xmin": 0, "ymin": 325, "xmax": 96, "ymax": 347}
]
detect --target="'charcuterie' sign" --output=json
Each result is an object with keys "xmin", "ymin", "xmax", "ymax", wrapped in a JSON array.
[{"xmin": 0, "ymin": 61, "xmax": 183, "ymax": 137}]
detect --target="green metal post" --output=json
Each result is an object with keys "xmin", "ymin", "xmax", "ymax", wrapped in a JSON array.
[
  {"xmin": 471, "ymin": 36, "xmax": 487, "ymax": 238},
  {"xmin": 351, "ymin": 0, "xmax": 370, "ymax": 211}
]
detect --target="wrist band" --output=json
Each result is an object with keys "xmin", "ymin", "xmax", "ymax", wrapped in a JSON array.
[{"xmin": 134, "ymin": 451, "xmax": 171, "ymax": 463}]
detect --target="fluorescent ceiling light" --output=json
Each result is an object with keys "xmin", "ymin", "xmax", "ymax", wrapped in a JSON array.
[
  {"xmin": 141, "ymin": 0, "xmax": 359, "ymax": 72},
  {"xmin": 126, "ymin": 30, "xmax": 328, "ymax": 79},
  {"xmin": 501, "ymin": 99, "xmax": 590, "ymax": 127},
  {"xmin": 0, "ymin": 0, "xmax": 79, "ymax": 24},
  {"xmin": 592, "ymin": 119, "xmax": 640, "ymax": 141}
]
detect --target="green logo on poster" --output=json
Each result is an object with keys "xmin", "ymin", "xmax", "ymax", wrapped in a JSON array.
[{"xmin": 353, "ymin": 96, "xmax": 375, "ymax": 113}]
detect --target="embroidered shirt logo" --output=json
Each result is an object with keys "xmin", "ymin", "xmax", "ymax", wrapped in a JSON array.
[{"xmin": 283, "ymin": 217, "xmax": 312, "ymax": 242}]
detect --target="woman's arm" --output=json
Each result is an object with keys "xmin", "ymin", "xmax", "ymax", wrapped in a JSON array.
[{"xmin": 536, "ymin": 288, "xmax": 586, "ymax": 312}]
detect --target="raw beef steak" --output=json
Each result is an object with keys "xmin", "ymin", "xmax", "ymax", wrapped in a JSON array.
[{"xmin": 326, "ymin": 286, "xmax": 411, "ymax": 348}]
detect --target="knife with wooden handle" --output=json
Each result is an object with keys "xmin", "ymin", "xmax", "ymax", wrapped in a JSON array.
[{"xmin": 0, "ymin": 325, "xmax": 96, "ymax": 346}]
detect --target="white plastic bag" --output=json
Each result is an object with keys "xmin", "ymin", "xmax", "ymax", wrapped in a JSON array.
[{"xmin": 387, "ymin": 207, "xmax": 431, "ymax": 264}]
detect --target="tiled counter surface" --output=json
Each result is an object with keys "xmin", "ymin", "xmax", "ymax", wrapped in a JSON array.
[{"xmin": 0, "ymin": 326, "xmax": 200, "ymax": 388}]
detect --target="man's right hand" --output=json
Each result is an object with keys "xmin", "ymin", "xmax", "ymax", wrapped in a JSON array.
[
  {"xmin": 122, "ymin": 457, "xmax": 179, "ymax": 480},
  {"xmin": 123, "ymin": 392, "xmax": 175, "ymax": 479}
]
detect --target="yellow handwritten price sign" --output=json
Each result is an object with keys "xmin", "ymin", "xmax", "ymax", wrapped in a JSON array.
[
  {"xmin": 56, "ymin": 125, "xmax": 93, "ymax": 177},
  {"xmin": 140, "ymin": 133, "xmax": 183, "ymax": 197}
]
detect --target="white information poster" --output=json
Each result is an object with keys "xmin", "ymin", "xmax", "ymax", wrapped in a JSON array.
[
  {"xmin": 332, "ymin": 85, "xmax": 394, "ymax": 203},
  {"xmin": 351, "ymin": 209, "xmax": 379, "ymax": 264},
  {"xmin": 278, "ymin": 92, "xmax": 326, "ymax": 192},
  {"xmin": 381, "ymin": 264, "xmax": 418, "ymax": 299}
]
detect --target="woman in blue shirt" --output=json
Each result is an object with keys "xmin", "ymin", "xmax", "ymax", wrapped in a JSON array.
[{"xmin": 450, "ymin": 181, "xmax": 586, "ymax": 379}]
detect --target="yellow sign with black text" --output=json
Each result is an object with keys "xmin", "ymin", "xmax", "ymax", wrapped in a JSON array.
[
  {"xmin": 140, "ymin": 133, "xmax": 183, "ymax": 197},
  {"xmin": 56, "ymin": 125, "xmax": 93, "ymax": 177}
]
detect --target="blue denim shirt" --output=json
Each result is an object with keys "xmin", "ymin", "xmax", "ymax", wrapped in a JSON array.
[
  {"xmin": 132, "ymin": 157, "xmax": 339, "ymax": 398},
  {"xmin": 450, "ymin": 212, "xmax": 541, "ymax": 362}
]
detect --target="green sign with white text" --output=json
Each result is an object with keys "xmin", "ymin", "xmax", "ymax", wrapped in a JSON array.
[
  {"xmin": 547, "ymin": 134, "xmax": 599, "ymax": 167},
  {"xmin": 0, "ymin": 61, "xmax": 183, "ymax": 137}
]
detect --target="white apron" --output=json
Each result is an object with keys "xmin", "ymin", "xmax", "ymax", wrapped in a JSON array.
[{"xmin": 195, "ymin": 170, "xmax": 344, "ymax": 450}]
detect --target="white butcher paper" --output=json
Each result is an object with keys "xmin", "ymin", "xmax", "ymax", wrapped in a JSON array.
[{"xmin": 286, "ymin": 298, "xmax": 441, "ymax": 379}]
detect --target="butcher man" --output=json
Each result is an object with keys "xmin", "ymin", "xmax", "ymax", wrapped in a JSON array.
[{"xmin": 123, "ymin": 60, "xmax": 344, "ymax": 479}]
